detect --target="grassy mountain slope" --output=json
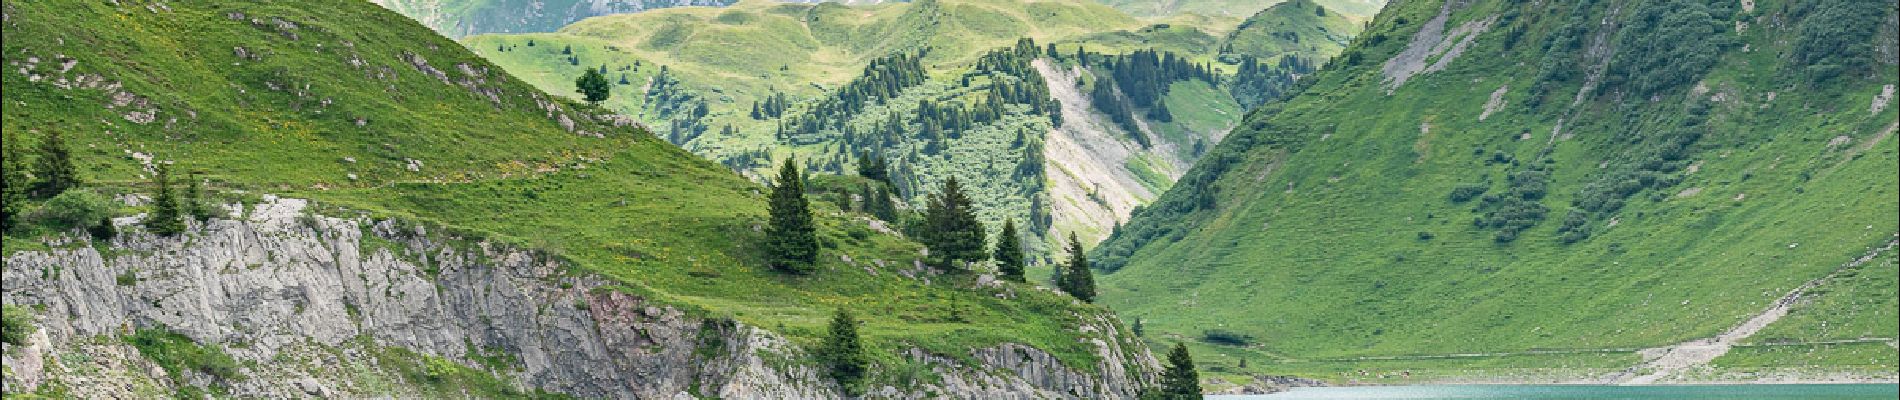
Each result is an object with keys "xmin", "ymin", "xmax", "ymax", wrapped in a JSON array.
[
  {"xmin": 1099, "ymin": 0, "xmax": 1385, "ymax": 20},
  {"xmin": 450, "ymin": 0, "xmax": 1352, "ymax": 257},
  {"xmin": 1218, "ymin": 0, "xmax": 1359, "ymax": 63},
  {"xmin": 0, "ymin": 0, "xmax": 1144, "ymax": 394},
  {"xmin": 1095, "ymin": 0, "xmax": 1899, "ymax": 381},
  {"xmin": 371, "ymin": 0, "xmax": 738, "ymax": 38}
]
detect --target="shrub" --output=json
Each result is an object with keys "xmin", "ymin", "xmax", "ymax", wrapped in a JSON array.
[
  {"xmin": 1201, "ymin": 329, "xmax": 1255, "ymax": 346},
  {"xmin": 1448, "ymin": 184, "xmax": 1488, "ymax": 203},
  {"xmin": 125, "ymin": 328, "xmax": 243, "ymax": 382},
  {"xmin": 2, "ymin": 305, "xmax": 35, "ymax": 346},
  {"xmin": 35, "ymin": 190, "xmax": 114, "ymax": 229}
]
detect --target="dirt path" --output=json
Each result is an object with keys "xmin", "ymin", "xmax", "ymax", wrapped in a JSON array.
[{"xmin": 1610, "ymin": 239, "xmax": 1900, "ymax": 384}]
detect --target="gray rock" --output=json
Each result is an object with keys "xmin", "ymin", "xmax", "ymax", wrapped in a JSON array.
[{"xmin": 1, "ymin": 196, "xmax": 1155, "ymax": 398}]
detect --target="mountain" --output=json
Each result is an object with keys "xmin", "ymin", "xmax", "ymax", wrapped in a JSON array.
[
  {"xmin": 1099, "ymin": 0, "xmax": 1386, "ymax": 19},
  {"xmin": 0, "ymin": 0, "xmax": 1156, "ymax": 397},
  {"xmin": 1095, "ymin": 0, "xmax": 1899, "ymax": 385},
  {"xmin": 441, "ymin": 0, "xmax": 1356, "ymax": 259},
  {"xmin": 371, "ymin": 0, "xmax": 738, "ymax": 38},
  {"xmin": 1218, "ymin": 0, "xmax": 1357, "ymax": 64}
]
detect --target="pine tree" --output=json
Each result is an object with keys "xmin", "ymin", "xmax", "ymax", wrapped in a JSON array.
[
  {"xmin": 1058, "ymin": 233, "xmax": 1096, "ymax": 302},
  {"xmin": 28, "ymin": 131, "xmax": 80, "ymax": 199},
  {"xmin": 1, "ymin": 140, "xmax": 30, "ymax": 231},
  {"xmin": 183, "ymin": 171, "xmax": 215, "ymax": 221},
  {"xmin": 854, "ymin": 184, "xmax": 874, "ymax": 213},
  {"xmin": 766, "ymin": 158, "xmax": 818, "ymax": 273},
  {"xmin": 822, "ymin": 308, "xmax": 868, "ymax": 395},
  {"xmin": 871, "ymin": 185, "xmax": 897, "ymax": 222},
  {"xmin": 144, "ymin": 164, "xmax": 185, "ymax": 236},
  {"xmin": 88, "ymin": 216, "xmax": 116, "ymax": 241},
  {"xmin": 993, "ymin": 219, "xmax": 1025, "ymax": 281},
  {"xmin": 1160, "ymin": 343, "xmax": 1201, "ymax": 399},
  {"xmin": 922, "ymin": 178, "xmax": 985, "ymax": 271},
  {"xmin": 575, "ymin": 68, "xmax": 612, "ymax": 106}
]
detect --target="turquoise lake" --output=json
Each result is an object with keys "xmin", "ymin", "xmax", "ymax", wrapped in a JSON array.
[{"xmin": 1209, "ymin": 384, "xmax": 1900, "ymax": 399}]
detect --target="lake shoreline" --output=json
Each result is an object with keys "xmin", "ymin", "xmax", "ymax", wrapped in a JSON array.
[
  {"xmin": 1207, "ymin": 370, "xmax": 1900, "ymax": 395},
  {"xmin": 1207, "ymin": 383, "xmax": 1900, "ymax": 399}
]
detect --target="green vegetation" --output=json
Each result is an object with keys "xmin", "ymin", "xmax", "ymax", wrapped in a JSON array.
[
  {"xmin": 574, "ymin": 68, "xmax": 612, "ymax": 105},
  {"xmin": 1096, "ymin": 0, "xmax": 1899, "ymax": 380},
  {"xmin": 126, "ymin": 328, "xmax": 243, "ymax": 395},
  {"xmin": 1155, "ymin": 343, "xmax": 1202, "ymax": 400},
  {"xmin": 920, "ymin": 177, "xmax": 986, "ymax": 270},
  {"xmin": 766, "ymin": 158, "xmax": 819, "ymax": 273},
  {"xmin": 1, "ymin": 305, "xmax": 34, "ymax": 347},
  {"xmin": 1749, "ymin": 252, "xmax": 1900, "ymax": 344},
  {"xmin": 821, "ymin": 308, "xmax": 869, "ymax": 395},
  {"xmin": 1, "ymin": 141, "xmax": 29, "ymax": 232},
  {"xmin": 28, "ymin": 131, "xmax": 80, "ymax": 200},
  {"xmin": 1100, "ymin": 0, "xmax": 1386, "ymax": 20},
  {"xmin": 371, "ymin": 0, "xmax": 738, "ymax": 39},
  {"xmin": 451, "ymin": 0, "xmax": 1359, "ymax": 258},
  {"xmin": 993, "ymin": 219, "xmax": 1026, "ymax": 281},
  {"xmin": 144, "ymin": 165, "xmax": 185, "ymax": 237},
  {"xmin": 0, "ymin": 1, "xmax": 1140, "ymax": 392},
  {"xmin": 1056, "ymin": 233, "xmax": 1097, "ymax": 303}
]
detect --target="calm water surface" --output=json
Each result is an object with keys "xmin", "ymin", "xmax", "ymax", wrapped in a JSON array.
[{"xmin": 1209, "ymin": 384, "xmax": 1899, "ymax": 399}]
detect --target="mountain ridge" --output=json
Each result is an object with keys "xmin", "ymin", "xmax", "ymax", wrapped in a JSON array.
[{"xmin": 1095, "ymin": 0, "xmax": 1898, "ymax": 384}]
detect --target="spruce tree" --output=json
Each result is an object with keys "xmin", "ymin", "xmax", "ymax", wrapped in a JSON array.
[
  {"xmin": 765, "ymin": 158, "xmax": 818, "ymax": 273},
  {"xmin": 1160, "ymin": 343, "xmax": 1201, "ymax": 399},
  {"xmin": 575, "ymin": 68, "xmax": 612, "ymax": 106},
  {"xmin": 88, "ymin": 216, "xmax": 116, "ymax": 241},
  {"xmin": 183, "ymin": 171, "xmax": 215, "ymax": 221},
  {"xmin": 870, "ymin": 185, "xmax": 897, "ymax": 222},
  {"xmin": 1, "ymin": 141, "xmax": 29, "ymax": 231},
  {"xmin": 922, "ymin": 177, "xmax": 985, "ymax": 271},
  {"xmin": 855, "ymin": 184, "xmax": 875, "ymax": 213},
  {"xmin": 1058, "ymin": 233, "xmax": 1096, "ymax": 302},
  {"xmin": 823, "ymin": 308, "xmax": 868, "ymax": 395},
  {"xmin": 993, "ymin": 219, "xmax": 1025, "ymax": 282},
  {"xmin": 144, "ymin": 164, "xmax": 185, "ymax": 236},
  {"xmin": 29, "ymin": 131, "xmax": 80, "ymax": 199}
]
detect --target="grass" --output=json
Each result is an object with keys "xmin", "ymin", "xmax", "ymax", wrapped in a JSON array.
[
  {"xmin": 1095, "ymin": 0, "xmax": 1899, "ymax": 379},
  {"xmin": 0, "ymin": 0, "xmax": 1137, "ymax": 392},
  {"xmin": 125, "ymin": 328, "xmax": 243, "ymax": 394}
]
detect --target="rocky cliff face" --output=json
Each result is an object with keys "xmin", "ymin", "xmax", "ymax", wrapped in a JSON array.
[{"xmin": 1, "ymin": 196, "xmax": 1155, "ymax": 398}]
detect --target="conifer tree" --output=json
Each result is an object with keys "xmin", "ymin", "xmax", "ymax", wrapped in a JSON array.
[
  {"xmin": 1, "ymin": 141, "xmax": 29, "ymax": 231},
  {"xmin": 922, "ymin": 177, "xmax": 985, "ymax": 271},
  {"xmin": 871, "ymin": 185, "xmax": 897, "ymax": 222},
  {"xmin": 1160, "ymin": 343, "xmax": 1201, "ymax": 399},
  {"xmin": 822, "ymin": 308, "xmax": 868, "ymax": 395},
  {"xmin": 856, "ymin": 184, "xmax": 875, "ymax": 213},
  {"xmin": 1058, "ymin": 233, "xmax": 1096, "ymax": 302},
  {"xmin": 88, "ymin": 216, "xmax": 116, "ymax": 241},
  {"xmin": 993, "ymin": 219, "xmax": 1026, "ymax": 281},
  {"xmin": 144, "ymin": 164, "xmax": 185, "ymax": 236},
  {"xmin": 183, "ymin": 171, "xmax": 215, "ymax": 221},
  {"xmin": 575, "ymin": 68, "xmax": 612, "ymax": 106},
  {"xmin": 766, "ymin": 158, "xmax": 818, "ymax": 273},
  {"xmin": 29, "ymin": 131, "xmax": 80, "ymax": 199}
]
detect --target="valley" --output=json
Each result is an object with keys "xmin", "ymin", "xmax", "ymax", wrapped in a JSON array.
[{"xmin": 2, "ymin": 0, "xmax": 1894, "ymax": 397}]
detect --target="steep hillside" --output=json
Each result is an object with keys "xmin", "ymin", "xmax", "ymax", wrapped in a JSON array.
[
  {"xmin": 447, "ymin": 0, "xmax": 1355, "ymax": 257},
  {"xmin": 1218, "ymin": 0, "xmax": 1359, "ymax": 64},
  {"xmin": 1095, "ymin": 0, "xmax": 1899, "ymax": 384},
  {"xmin": 370, "ymin": 0, "xmax": 737, "ymax": 38},
  {"xmin": 0, "ymin": 0, "xmax": 1157, "ymax": 397},
  {"xmin": 1099, "ymin": 0, "xmax": 1385, "ymax": 19}
]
